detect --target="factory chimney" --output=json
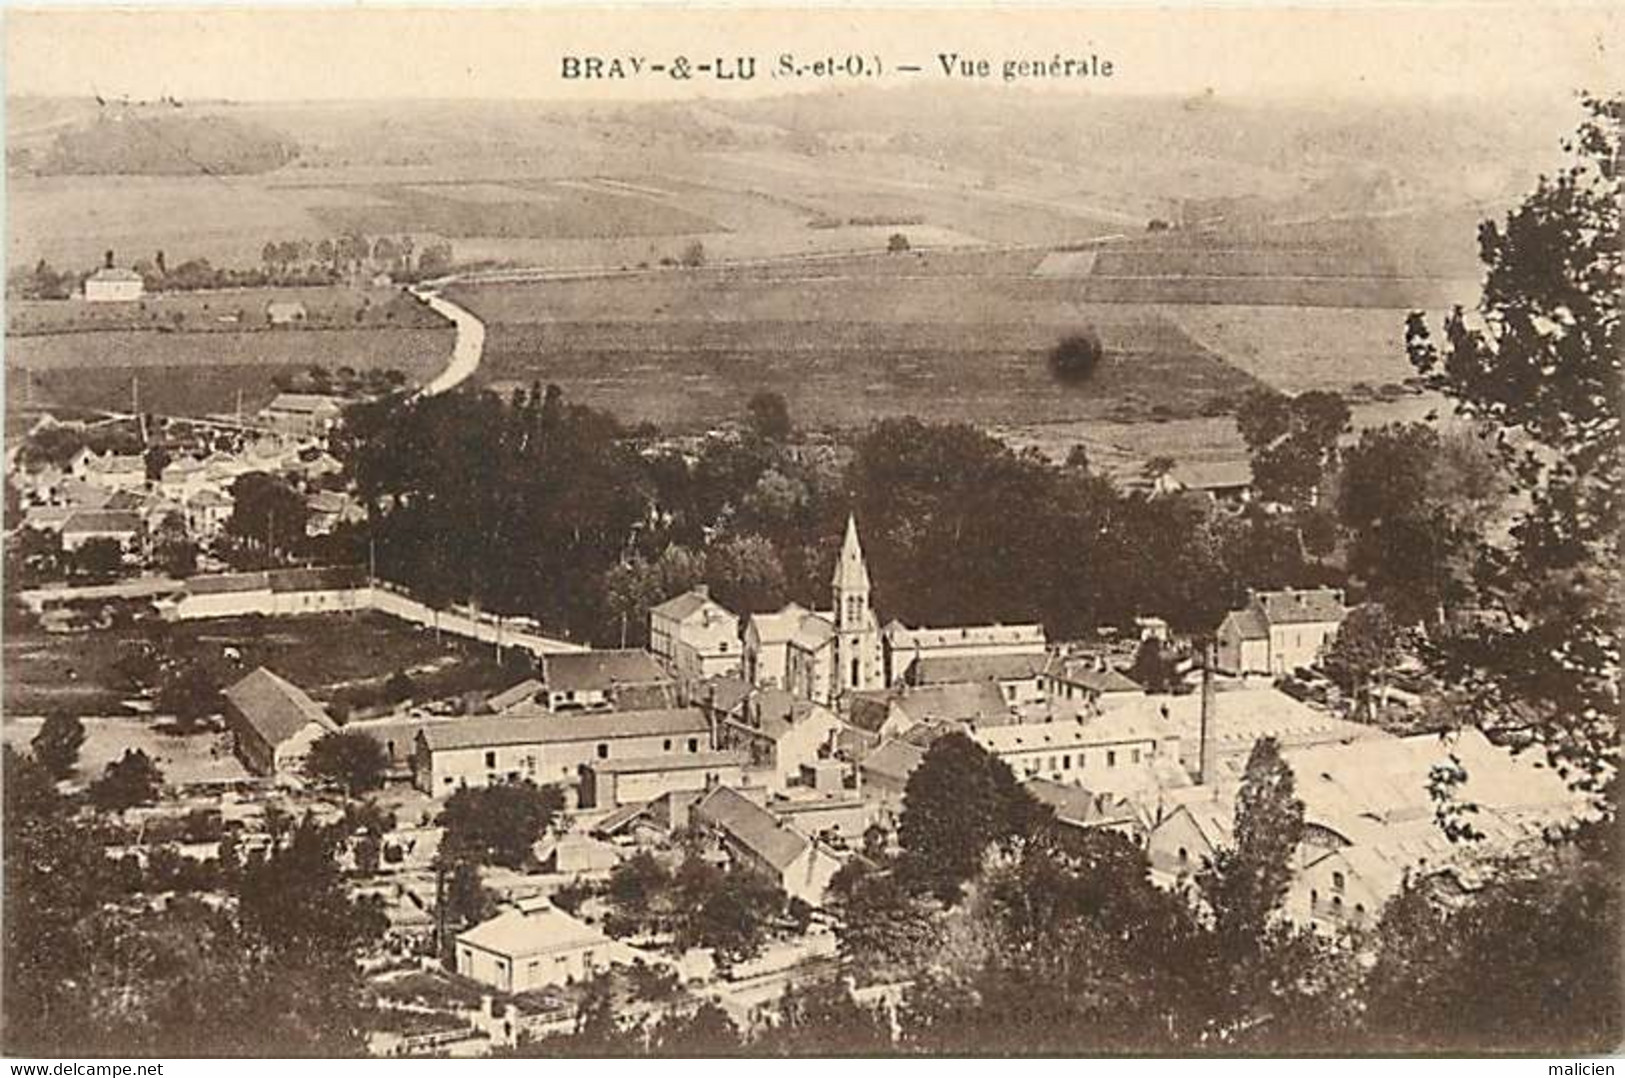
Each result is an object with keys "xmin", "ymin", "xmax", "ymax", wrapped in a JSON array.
[{"xmin": 1198, "ymin": 642, "xmax": 1218, "ymax": 785}]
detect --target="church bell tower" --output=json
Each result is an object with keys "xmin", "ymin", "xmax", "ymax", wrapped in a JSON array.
[{"xmin": 832, "ymin": 513, "xmax": 882, "ymax": 694}]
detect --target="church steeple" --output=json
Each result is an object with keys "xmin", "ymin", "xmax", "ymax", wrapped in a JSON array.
[
  {"xmin": 831, "ymin": 513, "xmax": 881, "ymax": 696},
  {"xmin": 832, "ymin": 512, "xmax": 871, "ymax": 596}
]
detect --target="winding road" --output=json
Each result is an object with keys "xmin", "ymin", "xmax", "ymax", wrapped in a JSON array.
[{"xmin": 412, "ymin": 285, "xmax": 486, "ymax": 398}]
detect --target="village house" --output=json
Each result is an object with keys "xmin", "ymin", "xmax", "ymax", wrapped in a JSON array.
[
  {"xmin": 1043, "ymin": 654, "xmax": 1147, "ymax": 710},
  {"xmin": 970, "ymin": 709, "xmax": 1180, "ymax": 795},
  {"xmin": 305, "ymin": 489, "xmax": 363, "ymax": 537},
  {"xmin": 185, "ymin": 488, "xmax": 235, "ymax": 541},
  {"xmin": 265, "ymin": 300, "xmax": 309, "ymax": 326},
  {"xmin": 649, "ymin": 584, "xmax": 741, "ymax": 683},
  {"xmin": 81, "ymin": 451, "xmax": 147, "ymax": 493},
  {"xmin": 904, "ymin": 651, "xmax": 1048, "ymax": 707},
  {"xmin": 157, "ymin": 456, "xmax": 210, "ymax": 500},
  {"xmin": 260, "ymin": 393, "xmax": 344, "ymax": 439},
  {"xmin": 1216, "ymin": 587, "xmax": 1348, "ymax": 676},
  {"xmin": 1144, "ymin": 726, "xmax": 1590, "ymax": 931},
  {"xmin": 413, "ymin": 707, "xmax": 713, "ymax": 797},
  {"xmin": 1025, "ymin": 777, "xmax": 1143, "ymax": 840},
  {"xmin": 221, "ymin": 666, "xmax": 339, "ymax": 778},
  {"xmin": 881, "ymin": 620, "xmax": 1047, "ymax": 686},
  {"xmin": 455, "ymin": 897, "xmax": 631, "ymax": 993},
  {"xmin": 744, "ymin": 515, "xmax": 884, "ymax": 706},
  {"xmin": 158, "ymin": 566, "xmax": 371, "ymax": 620},
  {"xmin": 83, "ymin": 265, "xmax": 144, "ymax": 303},
  {"xmin": 847, "ymin": 680, "xmax": 1015, "ymax": 742},
  {"xmin": 855, "ymin": 738, "xmax": 927, "ymax": 812},
  {"xmin": 537, "ymin": 649, "xmax": 677, "ymax": 712},
  {"xmin": 60, "ymin": 508, "xmax": 141, "ymax": 553},
  {"xmin": 716, "ymin": 686, "xmax": 843, "ymax": 793},
  {"xmin": 580, "ymin": 750, "xmax": 750, "ymax": 811},
  {"xmin": 691, "ymin": 785, "xmax": 843, "ymax": 906}
]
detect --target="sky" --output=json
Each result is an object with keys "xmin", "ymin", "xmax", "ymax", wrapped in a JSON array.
[{"xmin": 4, "ymin": 3, "xmax": 1621, "ymax": 107}]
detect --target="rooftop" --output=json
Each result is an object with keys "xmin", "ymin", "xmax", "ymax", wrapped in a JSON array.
[
  {"xmin": 1253, "ymin": 588, "xmax": 1347, "ymax": 626},
  {"xmin": 62, "ymin": 508, "xmax": 142, "ymax": 534},
  {"xmin": 457, "ymin": 900, "xmax": 608, "ymax": 960},
  {"xmin": 586, "ymin": 750, "xmax": 747, "ymax": 775},
  {"xmin": 419, "ymin": 707, "xmax": 708, "ymax": 752},
  {"xmin": 650, "ymin": 585, "xmax": 735, "ymax": 623},
  {"xmin": 222, "ymin": 667, "xmax": 336, "ymax": 748},
  {"xmin": 694, "ymin": 785, "xmax": 809, "ymax": 872},
  {"xmin": 905, "ymin": 652, "xmax": 1046, "ymax": 686},
  {"xmin": 540, "ymin": 649, "xmax": 669, "ymax": 692},
  {"xmin": 884, "ymin": 621, "xmax": 1047, "ymax": 652}
]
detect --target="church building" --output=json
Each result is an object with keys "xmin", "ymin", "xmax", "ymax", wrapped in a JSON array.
[{"xmin": 743, "ymin": 514, "xmax": 884, "ymax": 708}]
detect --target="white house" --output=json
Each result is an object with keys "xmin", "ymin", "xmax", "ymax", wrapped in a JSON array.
[
  {"xmin": 221, "ymin": 666, "xmax": 338, "ymax": 778},
  {"xmin": 60, "ymin": 508, "xmax": 141, "ymax": 552},
  {"xmin": 649, "ymin": 585, "xmax": 741, "ymax": 683},
  {"xmin": 1216, "ymin": 588, "xmax": 1348, "ymax": 676},
  {"xmin": 413, "ymin": 707, "xmax": 713, "ymax": 797},
  {"xmin": 84, "ymin": 266, "xmax": 144, "ymax": 303},
  {"xmin": 718, "ymin": 687, "xmax": 843, "ymax": 793},
  {"xmin": 537, "ymin": 649, "xmax": 677, "ymax": 712},
  {"xmin": 881, "ymin": 620, "xmax": 1046, "ymax": 686},
  {"xmin": 692, "ymin": 785, "xmax": 843, "ymax": 906},
  {"xmin": 902, "ymin": 652, "xmax": 1048, "ymax": 708},
  {"xmin": 455, "ymin": 897, "xmax": 631, "ymax": 993}
]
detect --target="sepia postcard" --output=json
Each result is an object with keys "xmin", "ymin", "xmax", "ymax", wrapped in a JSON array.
[{"xmin": 2, "ymin": 1, "xmax": 1620, "ymax": 1063}]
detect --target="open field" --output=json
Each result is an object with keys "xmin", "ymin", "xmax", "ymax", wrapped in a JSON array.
[
  {"xmin": 1165, "ymin": 305, "xmax": 1425, "ymax": 393},
  {"xmin": 1, "ymin": 611, "xmax": 523, "ymax": 718},
  {"xmin": 5, "ymin": 324, "xmax": 453, "ymax": 420},
  {"xmin": 1, "ymin": 716, "xmax": 249, "ymax": 785},
  {"xmin": 7, "ymin": 286, "xmax": 446, "ymax": 335},
  {"xmin": 995, "ymin": 394, "xmax": 1456, "ymax": 482}
]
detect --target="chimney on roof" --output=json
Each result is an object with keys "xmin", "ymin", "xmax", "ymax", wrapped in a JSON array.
[
  {"xmin": 694, "ymin": 583, "xmax": 709, "ymax": 599},
  {"xmin": 104, "ymin": 249, "xmax": 114, "ymax": 270}
]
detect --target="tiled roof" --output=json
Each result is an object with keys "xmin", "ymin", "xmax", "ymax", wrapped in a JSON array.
[
  {"xmin": 62, "ymin": 509, "xmax": 141, "ymax": 534},
  {"xmin": 266, "ymin": 393, "xmax": 343, "ymax": 415},
  {"xmin": 858, "ymin": 739, "xmax": 926, "ymax": 785},
  {"xmin": 1254, "ymin": 588, "xmax": 1347, "ymax": 626},
  {"xmin": 486, "ymin": 678, "xmax": 543, "ymax": 713},
  {"xmin": 268, "ymin": 566, "xmax": 366, "ymax": 593},
  {"xmin": 1221, "ymin": 606, "xmax": 1270, "ymax": 640},
  {"xmin": 541, "ymin": 649, "xmax": 668, "ymax": 692},
  {"xmin": 185, "ymin": 571, "xmax": 270, "ymax": 595},
  {"xmin": 223, "ymin": 667, "xmax": 335, "ymax": 748},
  {"xmin": 651, "ymin": 587, "xmax": 734, "ymax": 622},
  {"xmin": 1044, "ymin": 657, "xmax": 1144, "ymax": 694},
  {"xmin": 893, "ymin": 681, "xmax": 1014, "ymax": 726},
  {"xmin": 457, "ymin": 901, "xmax": 607, "ymax": 959},
  {"xmin": 884, "ymin": 622, "xmax": 1046, "ymax": 651},
  {"xmin": 89, "ymin": 267, "xmax": 142, "ymax": 282},
  {"xmin": 906, "ymin": 652, "xmax": 1045, "ymax": 685},
  {"xmin": 694, "ymin": 785, "xmax": 809, "ymax": 872},
  {"xmin": 419, "ymin": 707, "xmax": 708, "ymax": 752}
]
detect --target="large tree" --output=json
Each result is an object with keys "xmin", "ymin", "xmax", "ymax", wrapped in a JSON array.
[
  {"xmin": 438, "ymin": 780, "xmax": 564, "ymax": 868},
  {"xmin": 897, "ymin": 732, "xmax": 1047, "ymax": 903},
  {"xmin": 304, "ymin": 730, "xmax": 388, "ymax": 796},
  {"xmin": 1404, "ymin": 93, "xmax": 1620, "ymax": 792}
]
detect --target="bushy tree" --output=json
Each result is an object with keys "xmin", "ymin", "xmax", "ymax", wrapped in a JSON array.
[
  {"xmin": 1405, "ymin": 93, "xmax": 1621, "ymax": 791},
  {"xmin": 746, "ymin": 390, "xmax": 792, "ymax": 442},
  {"xmin": 439, "ymin": 780, "xmax": 564, "ymax": 868},
  {"xmin": 88, "ymin": 749, "xmax": 164, "ymax": 811},
  {"xmin": 897, "ymin": 733, "xmax": 1047, "ymax": 903},
  {"xmin": 30, "ymin": 713, "xmax": 85, "ymax": 780},
  {"xmin": 304, "ymin": 730, "xmax": 389, "ymax": 796}
]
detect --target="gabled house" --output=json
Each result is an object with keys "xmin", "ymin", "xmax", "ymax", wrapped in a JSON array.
[
  {"xmin": 1042, "ymin": 655, "xmax": 1146, "ymax": 709},
  {"xmin": 455, "ymin": 897, "xmax": 629, "ymax": 993},
  {"xmin": 649, "ymin": 584, "xmax": 741, "ymax": 683},
  {"xmin": 538, "ymin": 649, "xmax": 677, "ymax": 713},
  {"xmin": 1216, "ymin": 587, "xmax": 1348, "ymax": 676},
  {"xmin": 692, "ymin": 785, "xmax": 842, "ymax": 906},
  {"xmin": 718, "ymin": 686, "xmax": 843, "ymax": 792},
  {"xmin": 222, "ymin": 666, "xmax": 339, "ymax": 778},
  {"xmin": 60, "ymin": 508, "xmax": 141, "ymax": 552},
  {"xmin": 881, "ymin": 620, "xmax": 1046, "ymax": 686},
  {"xmin": 904, "ymin": 652, "xmax": 1048, "ymax": 707}
]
